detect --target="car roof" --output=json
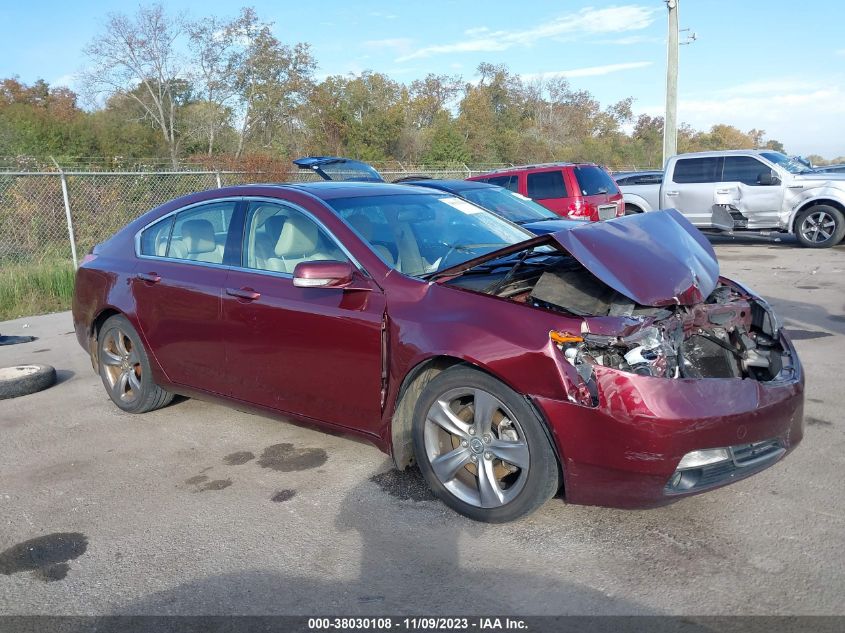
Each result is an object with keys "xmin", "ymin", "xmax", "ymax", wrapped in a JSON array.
[
  {"xmin": 669, "ymin": 149, "xmax": 773, "ymax": 159},
  {"xmin": 401, "ymin": 179, "xmax": 497, "ymax": 193},
  {"xmin": 279, "ymin": 181, "xmax": 438, "ymax": 200},
  {"xmin": 613, "ymin": 170, "xmax": 662, "ymax": 177},
  {"xmin": 475, "ymin": 162, "xmax": 598, "ymax": 176}
]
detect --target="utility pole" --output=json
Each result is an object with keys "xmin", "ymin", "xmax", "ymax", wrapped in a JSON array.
[{"xmin": 663, "ymin": 0, "xmax": 679, "ymax": 168}]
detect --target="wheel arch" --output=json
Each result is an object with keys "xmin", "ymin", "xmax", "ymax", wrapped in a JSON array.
[
  {"xmin": 790, "ymin": 198, "xmax": 845, "ymax": 233},
  {"xmin": 388, "ymin": 355, "xmax": 565, "ymax": 496},
  {"xmin": 87, "ymin": 307, "xmax": 124, "ymax": 372}
]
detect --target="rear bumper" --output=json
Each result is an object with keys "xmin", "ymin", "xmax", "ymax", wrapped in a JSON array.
[{"xmin": 534, "ymin": 338, "xmax": 804, "ymax": 509}]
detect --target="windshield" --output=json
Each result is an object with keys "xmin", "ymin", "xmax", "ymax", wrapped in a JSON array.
[
  {"xmin": 326, "ymin": 193, "xmax": 534, "ymax": 277},
  {"xmin": 761, "ymin": 151, "xmax": 812, "ymax": 174},
  {"xmin": 460, "ymin": 187, "xmax": 559, "ymax": 224}
]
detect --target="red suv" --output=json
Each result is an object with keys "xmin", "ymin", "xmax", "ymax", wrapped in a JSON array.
[{"xmin": 468, "ymin": 163, "xmax": 624, "ymax": 222}]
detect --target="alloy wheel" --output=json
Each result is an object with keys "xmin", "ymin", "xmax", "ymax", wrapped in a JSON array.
[
  {"xmin": 423, "ymin": 387, "xmax": 530, "ymax": 508},
  {"xmin": 800, "ymin": 210, "xmax": 837, "ymax": 244},
  {"xmin": 100, "ymin": 328, "xmax": 143, "ymax": 405}
]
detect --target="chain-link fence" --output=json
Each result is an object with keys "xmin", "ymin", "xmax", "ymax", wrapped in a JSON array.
[{"xmin": 0, "ymin": 162, "xmax": 520, "ymax": 319}]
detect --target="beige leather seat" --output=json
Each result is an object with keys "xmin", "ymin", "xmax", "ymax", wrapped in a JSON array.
[
  {"xmin": 181, "ymin": 219, "xmax": 224, "ymax": 263},
  {"xmin": 265, "ymin": 215, "xmax": 337, "ymax": 273},
  {"xmin": 346, "ymin": 214, "xmax": 396, "ymax": 267},
  {"xmin": 253, "ymin": 214, "xmax": 287, "ymax": 268}
]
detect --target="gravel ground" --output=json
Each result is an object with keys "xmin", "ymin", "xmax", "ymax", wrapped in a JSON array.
[{"xmin": 0, "ymin": 235, "xmax": 843, "ymax": 616}]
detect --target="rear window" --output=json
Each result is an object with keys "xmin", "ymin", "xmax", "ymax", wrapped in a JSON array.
[
  {"xmin": 673, "ymin": 157, "xmax": 720, "ymax": 183},
  {"xmin": 481, "ymin": 175, "xmax": 519, "ymax": 192},
  {"xmin": 573, "ymin": 166, "xmax": 620, "ymax": 196},
  {"xmin": 527, "ymin": 171, "xmax": 567, "ymax": 200}
]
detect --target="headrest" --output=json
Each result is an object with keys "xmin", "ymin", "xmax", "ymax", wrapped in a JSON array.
[
  {"xmin": 264, "ymin": 214, "xmax": 286, "ymax": 240},
  {"xmin": 275, "ymin": 215, "xmax": 319, "ymax": 257},
  {"xmin": 181, "ymin": 219, "xmax": 216, "ymax": 254}
]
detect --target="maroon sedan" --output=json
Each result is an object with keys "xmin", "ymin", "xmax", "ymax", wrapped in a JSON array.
[{"xmin": 72, "ymin": 183, "xmax": 804, "ymax": 522}]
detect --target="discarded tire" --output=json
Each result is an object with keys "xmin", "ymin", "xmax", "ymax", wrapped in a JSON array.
[{"xmin": 0, "ymin": 365, "xmax": 57, "ymax": 400}]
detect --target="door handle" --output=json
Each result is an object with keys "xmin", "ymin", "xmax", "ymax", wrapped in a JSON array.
[
  {"xmin": 716, "ymin": 188, "xmax": 734, "ymax": 194},
  {"xmin": 226, "ymin": 287, "xmax": 261, "ymax": 301},
  {"xmin": 136, "ymin": 272, "xmax": 161, "ymax": 283},
  {"xmin": 664, "ymin": 190, "xmax": 679, "ymax": 197}
]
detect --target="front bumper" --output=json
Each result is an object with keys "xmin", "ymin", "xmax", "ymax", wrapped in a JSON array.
[{"xmin": 534, "ymin": 334, "xmax": 804, "ymax": 509}]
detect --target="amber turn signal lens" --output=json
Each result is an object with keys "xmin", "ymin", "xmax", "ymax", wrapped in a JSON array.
[{"xmin": 549, "ymin": 330, "xmax": 583, "ymax": 345}]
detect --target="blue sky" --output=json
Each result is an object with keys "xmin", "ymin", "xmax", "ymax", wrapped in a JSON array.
[{"xmin": 2, "ymin": 0, "xmax": 844, "ymax": 157}]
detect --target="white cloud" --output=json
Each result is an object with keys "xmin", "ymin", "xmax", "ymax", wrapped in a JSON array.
[
  {"xmin": 522, "ymin": 61, "xmax": 652, "ymax": 81},
  {"xmin": 638, "ymin": 79, "xmax": 845, "ymax": 157},
  {"xmin": 397, "ymin": 5, "xmax": 656, "ymax": 61},
  {"xmin": 464, "ymin": 26, "xmax": 490, "ymax": 37}
]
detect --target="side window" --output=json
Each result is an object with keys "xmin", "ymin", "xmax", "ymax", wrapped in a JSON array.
[
  {"xmin": 484, "ymin": 175, "xmax": 519, "ymax": 192},
  {"xmin": 527, "ymin": 170, "xmax": 567, "ymax": 200},
  {"xmin": 673, "ymin": 158, "xmax": 720, "ymax": 184},
  {"xmin": 139, "ymin": 216, "xmax": 173, "ymax": 257},
  {"xmin": 168, "ymin": 202, "xmax": 236, "ymax": 264},
  {"xmin": 722, "ymin": 156, "xmax": 770, "ymax": 185},
  {"xmin": 243, "ymin": 202, "xmax": 347, "ymax": 274}
]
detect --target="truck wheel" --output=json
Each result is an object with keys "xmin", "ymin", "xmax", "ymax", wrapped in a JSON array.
[
  {"xmin": 624, "ymin": 204, "xmax": 643, "ymax": 215},
  {"xmin": 795, "ymin": 205, "xmax": 845, "ymax": 248}
]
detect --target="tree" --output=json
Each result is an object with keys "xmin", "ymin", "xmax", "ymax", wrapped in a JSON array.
[
  {"xmin": 228, "ymin": 8, "xmax": 316, "ymax": 157},
  {"xmin": 185, "ymin": 14, "xmax": 242, "ymax": 155},
  {"xmin": 82, "ymin": 4, "xmax": 184, "ymax": 167}
]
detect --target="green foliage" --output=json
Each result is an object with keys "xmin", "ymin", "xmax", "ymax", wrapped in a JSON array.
[{"xmin": 0, "ymin": 261, "xmax": 75, "ymax": 320}]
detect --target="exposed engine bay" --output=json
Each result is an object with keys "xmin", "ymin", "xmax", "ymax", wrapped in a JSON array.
[{"xmin": 446, "ymin": 253, "xmax": 792, "ymax": 385}]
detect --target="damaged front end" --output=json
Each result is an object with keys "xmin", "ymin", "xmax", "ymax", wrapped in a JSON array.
[
  {"xmin": 549, "ymin": 280, "xmax": 794, "ymax": 407},
  {"xmin": 440, "ymin": 209, "xmax": 796, "ymax": 403}
]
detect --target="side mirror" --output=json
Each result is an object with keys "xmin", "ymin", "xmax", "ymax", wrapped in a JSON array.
[
  {"xmin": 759, "ymin": 170, "xmax": 780, "ymax": 186},
  {"xmin": 293, "ymin": 260, "xmax": 357, "ymax": 288}
]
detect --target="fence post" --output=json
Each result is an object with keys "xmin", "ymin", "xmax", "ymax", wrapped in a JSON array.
[
  {"xmin": 50, "ymin": 157, "xmax": 79, "ymax": 269},
  {"xmin": 215, "ymin": 169, "xmax": 223, "ymax": 189},
  {"xmin": 462, "ymin": 163, "xmax": 471, "ymax": 178}
]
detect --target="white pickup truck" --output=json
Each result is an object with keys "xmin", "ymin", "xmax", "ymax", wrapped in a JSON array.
[{"xmin": 618, "ymin": 150, "xmax": 845, "ymax": 248}]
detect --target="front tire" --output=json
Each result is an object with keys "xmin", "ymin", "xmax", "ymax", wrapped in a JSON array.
[
  {"xmin": 412, "ymin": 367, "xmax": 559, "ymax": 522},
  {"xmin": 795, "ymin": 205, "xmax": 845, "ymax": 248},
  {"xmin": 97, "ymin": 315, "xmax": 173, "ymax": 414}
]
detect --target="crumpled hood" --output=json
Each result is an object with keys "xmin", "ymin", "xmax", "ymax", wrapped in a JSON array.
[{"xmin": 551, "ymin": 209, "xmax": 719, "ymax": 306}]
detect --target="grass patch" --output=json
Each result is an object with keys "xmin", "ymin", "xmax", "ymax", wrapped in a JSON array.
[{"xmin": 0, "ymin": 261, "xmax": 75, "ymax": 321}]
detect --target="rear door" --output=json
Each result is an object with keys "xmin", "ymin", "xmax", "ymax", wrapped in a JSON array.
[
  {"xmin": 664, "ymin": 157, "xmax": 721, "ymax": 226},
  {"xmin": 526, "ymin": 169, "xmax": 569, "ymax": 216},
  {"xmin": 720, "ymin": 156, "xmax": 784, "ymax": 229},
  {"xmin": 133, "ymin": 199, "xmax": 240, "ymax": 394},
  {"xmin": 220, "ymin": 199, "xmax": 386, "ymax": 433}
]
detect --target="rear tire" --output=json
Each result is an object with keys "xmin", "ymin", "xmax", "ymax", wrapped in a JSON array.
[
  {"xmin": 412, "ymin": 366, "xmax": 559, "ymax": 523},
  {"xmin": 624, "ymin": 204, "xmax": 643, "ymax": 215},
  {"xmin": 794, "ymin": 205, "xmax": 845, "ymax": 248},
  {"xmin": 97, "ymin": 315, "xmax": 173, "ymax": 414}
]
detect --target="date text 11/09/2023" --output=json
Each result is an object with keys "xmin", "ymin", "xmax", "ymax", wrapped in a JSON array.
[{"xmin": 307, "ymin": 617, "xmax": 528, "ymax": 630}]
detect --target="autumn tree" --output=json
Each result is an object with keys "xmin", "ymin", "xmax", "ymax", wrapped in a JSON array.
[{"xmin": 82, "ymin": 4, "xmax": 184, "ymax": 167}]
